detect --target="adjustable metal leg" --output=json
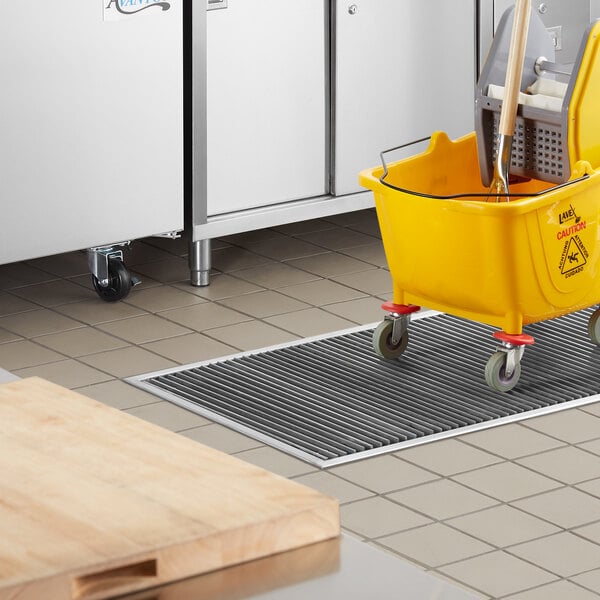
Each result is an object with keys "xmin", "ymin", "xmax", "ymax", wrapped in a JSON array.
[{"xmin": 189, "ymin": 238, "xmax": 211, "ymax": 287}]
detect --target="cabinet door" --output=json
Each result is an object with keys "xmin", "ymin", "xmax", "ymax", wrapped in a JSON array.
[
  {"xmin": 207, "ymin": 0, "xmax": 327, "ymax": 216},
  {"xmin": 334, "ymin": 0, "xmax": 476, "ymax": 196},
  {"xmin": 0, "ymin": 0, "xmax": 183, "ymax": 264}
]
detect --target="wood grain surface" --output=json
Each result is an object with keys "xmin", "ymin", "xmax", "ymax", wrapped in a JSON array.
[{"xmin": 0, "ymin": 378, "xmax": 339, "ymax": 600}]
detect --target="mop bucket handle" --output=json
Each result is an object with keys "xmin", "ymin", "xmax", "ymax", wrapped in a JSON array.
[{"xmin": 379, "ymin": 137, "xmax": 589, "ymax": 201}]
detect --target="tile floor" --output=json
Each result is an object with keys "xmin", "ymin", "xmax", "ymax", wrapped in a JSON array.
[{"xmin": 2, "ymin": 208, "xmax": 600, "ymax": 599}]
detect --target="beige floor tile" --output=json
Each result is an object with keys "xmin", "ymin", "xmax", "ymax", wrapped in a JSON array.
[
  {"xmin": 292, "ymin": 471, "xmax": 375, "ymax": 504},
  {"xmin": 452, "ymin": 462, "xmax": 561, "ymax": 502},
  {"xmin": 322, "ymin": 297, "xmax": 384, "ymax": 326},
  {"xmin": 387, "ymin": 479, "xmax": 498, "ymax": 520},
  {"xmin": 278, "ymin": 279, "xmax": 366, "ymax": 306},
  {"xmin": 10, "ymin": 279, "xmax": 92, "ymax": 307},
  {"xmin": 503, "ymin": 580, "xmax": 600, "ymax": 600},
  {"xmin": 272, "ymin": 218, "xmax": 336, "ymax": 236},
  {"xmin": 346, "ymin": 219, "xmax": 382, "ymax": 237},
  {"xmin": 244, "ymin": 237, "xmax": 326, "ymax": 261},
  {"xmin": 96, "ymin": 314, "xmax": 191, "ymax": 344},
  {"xmin": 142, "ymin": 333, "xmax": 236, "ymax": 364},
  {"xmin": 0, "ymin": 309, "xmax": 84, "ymax": 338},
  {"xmin": 330, "ymin": 455, "xmax": 438, "ymax": 494},
  {"xmin": 285, "ymin": 252, "xmax": 375, "ymax": 278},
  {"xmin": 76, "ymin": 379, "xmax": 160, "ymax": 410},
  {"xmin": 34, "ymin": 328, "xmax": 128, "ymax": 357},
  {"xmin": 132, "ymin": 257, "xmax": 191, "ymax": 283},
  {"xmin": 219, "ymin": 290, "xmax": 311, "ymax": 318},
  {"xmin": 324, "ymin": 209, "xmax": 377, "ymax": 227},
  {"xmin": 298, "ymin": 228, "xmax": 378, "ymax": 250},
  {"xmin": 180, "ymin": 424, "xmax": 263, "ymax": 454},
  {"xmin": 461, "ymin": 423, "xmax": 566, "ymax": 459},
  {"xmin": 439, "ymin": 551, "xmax": 557, "ymax": 598},
  {"xmin": 332, "ymin": 269, "xmax": 393, "ymax": 296},
  {"xmin": 54, "ymin": 299, "xmax": 147, "ymax": 325},
  {"xmin": 524, "ymin": 409, "xmax": 600, "ymax": 444},
  {"xmin": 571, "ymin": 569, "xmax": 600, "ymax": 595},
  {"xmin": 173, "ymin": 275, "xmax": 263, "ymax": 301},
  {"xmin": 340, "ymin": 243, "xmax": 389, "ymax": 268},
  {"xmin": 123, "ymin": 285, "xmax": 206, "ymax": 312},
  {"xmin": 219, "ymin": 229, "xmax": 285, "ymax": 247},
  {"xmin": 378, "ymin": 523, "xmax": 493, "ymax": 568},
  {"xmin": 205, "ymin": 320, "xmax": 300, "ymax": 352},
  {"xmin": 0, "ymin": 328, "xmax": 22, "ymax": 344},
  {"xmin": 13, "ymin": 359, "xmax": 113, "ymax": 389},
  {"xmin": 124, "ymin": 401, "xmax": 210, "ymax": 431},
  {"xmin": 0, "ymin": 262, "xmax": 57, "ymax": 289},
  {"xmin": 517, "ymin": 446, "xmax": 600, "ymax": 484},
  {"xmin": 158, "ymin": 303, "xmax": 250, "ymax": 332},
  {"xmin": 0, "ymin": 339, "xmax": 65, "ymax": 370},
  {"xmin": 575, "ymin": 522, "xmax": 600, "ymax": 546},
  {"xmin": 234, "ymin": 263, "xmax": 320, "ymax": 289},
  {"xmin": 211, "ymin": 246, "xmax": 274, "ymax": 272},
  {"xmin": 581, "ymin": 402, "xmax": 600, "ymax": 418},
  {"xmin": 448, "ymin": 505, "xmax": 560, "ymax": 548},
  {"xmin": 512, "ymin": 486, "xmax": 600, "ymax": 529},
  {"xmin": 143, "ymin": 235, "xmax": 190, "ymax": 257},
  {"xmin": 341, "ymin": 496, "xmax": 432, "ymax": 539},
  {"xmin": 79, "ymin": 346, "xmax": 177, "ymax": 377},
  {"xmin": 233, "ymin": 446, "xmax": 316, "ymax": 478},
  {"xmin": 398, "ymin": 439, "xmax": 502, "ymax": 476},
  {"xmin": 122, "ymin": 242, "xmax": 176, "ymax": 266},
  {"xmin": 579, "ymin": 439, "xmax": 600, "ymax": 456},
  {"xmin": 415, "ymin": 570, "xmax": 489, "ymax": 599},
  {"xmin": 25, "ymin": 252, "xmax": 89, "ymax": 278},
  {"xmin": 264, "ymin": 307, "xmax": 356, "ymax": 338},
  {"xmin": 0, "ymin": 291, "xmax": 39, "ymax": 317},
  {"xmin": 509, "ymin": 532, "xmax": 600, "ymax": 577},
  {"xmin": 577, "ymin": 478, "xmax": 600, "ymax": 499}
]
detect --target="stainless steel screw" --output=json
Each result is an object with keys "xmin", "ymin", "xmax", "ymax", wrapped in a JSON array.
[
  {"xmin": 348, "ymin": 4, "xmax": 358, "ymax": 15},
  {"xmin": 538, "ymin": 3, "xmax": 548, "ymax": 14}
]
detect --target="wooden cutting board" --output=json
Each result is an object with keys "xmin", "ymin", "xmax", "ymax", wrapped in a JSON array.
[{"xmin": 0, "ymin": 378, "xmax": 339, "ymax": 600}]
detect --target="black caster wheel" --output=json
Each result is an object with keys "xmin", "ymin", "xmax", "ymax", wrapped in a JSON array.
[
  {"xmin": 92, "ymin": 258, "xmax": 133, "ymax": 302},
  {"xmin": 372, "ymin": 320, "xmax": 409, "ymax": 360},
  {"xmin": 484, "ymin": 351, "xmax": 521, "ymax": 392}
]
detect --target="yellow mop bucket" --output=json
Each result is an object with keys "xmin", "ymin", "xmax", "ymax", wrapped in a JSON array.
[{"xmin": 358, "ymin": 131, "xmax": 600, "ymax": 391}]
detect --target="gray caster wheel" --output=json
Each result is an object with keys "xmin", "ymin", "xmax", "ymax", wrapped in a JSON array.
[
  {"xmin": 484, "ymin": 351, "xmax": 521, "ymax": 392},
  {"xmin": 588, "ymin": 308, "xmax": 600, "ymax": 345},
  {"xmin": 372, "ymin": 320, "xmax": 409, "ymax": 360}
]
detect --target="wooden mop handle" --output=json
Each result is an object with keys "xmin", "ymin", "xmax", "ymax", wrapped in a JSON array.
[{"xmin": 498, "ymin": 0, "xmax": 532, "ymax": 136}]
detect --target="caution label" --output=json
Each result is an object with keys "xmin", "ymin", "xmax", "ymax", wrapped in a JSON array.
[{"xmin": 559, "ymin": 235, "xmax": 588, "ymax": 278}]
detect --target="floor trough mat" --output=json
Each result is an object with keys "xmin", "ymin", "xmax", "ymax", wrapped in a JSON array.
[{"xmin": 128, "ymin": 309, "xmax": 600, "ymax": 467}]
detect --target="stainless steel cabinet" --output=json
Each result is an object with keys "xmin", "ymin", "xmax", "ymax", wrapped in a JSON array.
[
  {"xmin": 189, "ymin": 1, "xmax": 479, "ymax": 285},
  {"xmin": 206, "ymin": 0, "xmax": 327, "ymax": 215},
  {"xmin": 334, "ymin": 0, "xmax": 477, "ymax": 196},
  {"xmin": 0, "ymin": 1, "xmax": 184, "ymax": 291}
]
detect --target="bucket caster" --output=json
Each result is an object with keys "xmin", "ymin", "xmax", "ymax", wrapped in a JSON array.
[
  {"xmin": 87, "ymin": 245, "xmax": 140, "ymax": 302},
  {"xmin": 372, "ymin": 302, "xmax": 420, "ymax": 360},
  {"xmin": 484, "ymin": 331, "xmax": 534, "ymax": 392},
  {"xmin": 587, "ymin": 308, "xmax": 600, "ymax": 345}
]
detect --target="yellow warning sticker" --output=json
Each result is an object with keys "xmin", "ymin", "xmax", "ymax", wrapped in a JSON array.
[{"xmin": 559, "ymin": 235, "xmax": 588, "ymax": 278}]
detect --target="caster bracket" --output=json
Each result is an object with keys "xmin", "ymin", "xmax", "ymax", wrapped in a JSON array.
[
  {"xmin": 381, "ymin": 303, "xmax": 420, "ymax": 345},
  {"xmin": 88, "ymin": 246, "xmax": 127, "ymax": 287}
]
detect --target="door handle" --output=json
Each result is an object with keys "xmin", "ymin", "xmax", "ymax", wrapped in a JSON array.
[{"xmin": 207, "ymin": 0, "xmax": 227, "ymax": 10}]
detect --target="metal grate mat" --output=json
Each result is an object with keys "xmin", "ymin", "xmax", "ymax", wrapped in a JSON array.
[{"xmin": 128, "ymin": 309, "xmax": 600, "ymax": 468}]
